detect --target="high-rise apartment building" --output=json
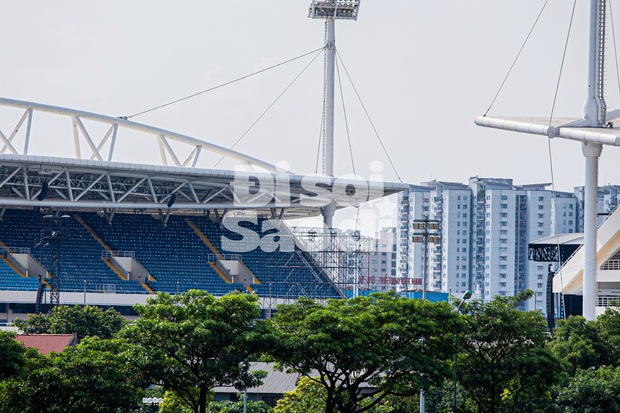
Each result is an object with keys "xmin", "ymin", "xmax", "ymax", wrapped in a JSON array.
[
  {"xmin": 397, "ymin": 177, "xmax": 579, "ymax": 313},
  {"xmin": 574, "ymin": 185, "xmax": 620, "ymax": 232},
  {"xmin": 366, "ymin": 227, "xmax": 398, "ymax": 292}
]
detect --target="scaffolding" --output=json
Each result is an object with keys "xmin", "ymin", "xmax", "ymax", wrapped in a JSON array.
[{"xmin": 260, "ymin": 226, "xmax": 372, "ymax": 313}]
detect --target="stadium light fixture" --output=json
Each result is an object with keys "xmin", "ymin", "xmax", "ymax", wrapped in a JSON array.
[
  {"xmin": 308, "ymin": 0, "xmax": 361, "ymax": 21},
  {"xmin": 411, "ymin": 216, "xmax": 441, "ymax": 300}
]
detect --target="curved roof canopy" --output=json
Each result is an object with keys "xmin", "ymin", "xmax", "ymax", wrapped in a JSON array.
[{"xmin": 0, "ymin": 99, "xmax": 406, "ymax": 218}]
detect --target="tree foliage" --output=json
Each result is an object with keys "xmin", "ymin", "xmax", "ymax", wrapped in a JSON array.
[
  {"xmin": 0, "ymin": 331, "xmax": 31, "ymax": 380},
  {"xmin": 551, "ymin": 366, "xmax": 620, "ymax": 413},
  {"xmin": 123, "ymin": 290, "xmax": 266, "ymax": 413},
  {"xmin": 268, "ymin": 292, "xmax": 462, "ymax": 413},
  {"xmin": 207, "ymin": 398, "xmax": 273, "ymax": 413},
  {"xmin": 14, "ymin": 305, "xmax": 125, "ymax": 340},
  {"xmin": 457, "ymin": 292, "xmax": 561, "ymax": 413},
  {"xmin": 549, "ymin": 316, "xmax": 608, "ymax": 374},
  {"xmin": 0, "ymin": 336, "xmax": 144, "ymax": 413},
  {"xmin": 273, "ymin": 376, "xmax": 391, "ymax": 413}
]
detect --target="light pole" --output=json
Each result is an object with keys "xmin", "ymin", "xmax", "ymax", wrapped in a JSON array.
[
  {"xmin": 453, "ymin": 290, "xmax": 472, "ymax": 413},
  {"xmin": 412, "ymin": 215, "xmax": 441, "ymax": 413},
  {"xmin": 412, "ymin": 216, "xmax": 441, "ymax": 300}
]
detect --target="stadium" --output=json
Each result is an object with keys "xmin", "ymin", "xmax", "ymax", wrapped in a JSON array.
[
  {"xmin": 0, "ymin": 89, "xmax": 407, "ymax": 324},
  {"xmin": 0, "ymin": 1, "xmax": 412, "ymax": 324}
]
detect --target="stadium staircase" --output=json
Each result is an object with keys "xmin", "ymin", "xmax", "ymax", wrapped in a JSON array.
[
  {"xmin": 79, "ymin": 213, "xmax": 245, "ymax": 295},
  {"xmin": 76, "ymin": 215, "xmax": 154, "ymax": 294},
  {"xmin": 0, "ymin": 210, "xmax": 147, "ymax": 294},
  {"xmin": 187, "ymin": 219, "xmax": 259, "ymax": 293}
]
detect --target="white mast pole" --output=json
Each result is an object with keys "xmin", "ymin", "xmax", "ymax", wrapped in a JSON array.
[
  {"xmin": 322, "ymin": 16, "xmax": 337, "ymax": 228},
  {"xmin": 325, "ymin": 17, "xmax": 336, "ymax": 178},
  {"xmin": 582, "ymin": 0, "xmax": 606, "ymax": 320}
]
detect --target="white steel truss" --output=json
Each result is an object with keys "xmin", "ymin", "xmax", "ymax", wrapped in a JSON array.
[{"xmin": 0, "ymin": 97, "xmax": 279, "ymax": 172}]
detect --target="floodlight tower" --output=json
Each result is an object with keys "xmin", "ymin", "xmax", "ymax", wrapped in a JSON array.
[{"xmin": 309, "ymin": 0, "xmax": 361, "ymax": 228}]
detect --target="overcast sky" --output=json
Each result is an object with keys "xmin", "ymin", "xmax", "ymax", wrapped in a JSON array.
[{"xmin": 2, "ymin": 1, "xmax": 620, "ymax": 232}]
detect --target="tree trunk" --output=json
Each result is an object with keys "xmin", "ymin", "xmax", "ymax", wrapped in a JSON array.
[
  {"xmin": 325, "ymin": 394, "xmax": 336, "ymax": 413},
  {"xmin": 199, "ymin": 385, "xmax": 208, "ymax": 413}
]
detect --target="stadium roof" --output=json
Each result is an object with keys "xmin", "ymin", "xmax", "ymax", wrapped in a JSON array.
[
  {"xmin": 0, "ymin": 98, "xmax": 407, "ymax": 219},
  {"xmin": 0, "ymin": 153, "xmax": 405, "ymax": 220}
]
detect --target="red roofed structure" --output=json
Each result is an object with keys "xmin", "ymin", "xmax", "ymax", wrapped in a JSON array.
[{"xmin": 15, "ymin": 334, "xmax": 77, "ymax": 355}]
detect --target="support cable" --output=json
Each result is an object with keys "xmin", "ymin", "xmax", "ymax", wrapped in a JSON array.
[
  {"xmin": 125, "ymin": 47, "xmax": 325, "ymax": 119},
  {"xmin": 213, "ymin": 48, "xmax": 324, "ymax": 169},
  {"xmin": 547, "ymin": 0, "xmax": 578, "ymax": 320},
  {"xmin": 336, "ymin": 51, "xmax": 403, "ymax": 183},
  {"xmin": 484, "ymin": 0, "xmax": 549, "ymax": 116},
  {"xmin": 335, "ymin": 58, "xmax": 356, "ymax": 176}
]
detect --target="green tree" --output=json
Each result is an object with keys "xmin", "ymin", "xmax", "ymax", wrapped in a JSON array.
[
  {"xmin": 596, "ymin": 307, "xmax": 620, "ymax": 367},
  {"xmin": 549, "ymin": 315, "xmax": 608, "ymax": 374},
  {"xmin": 273, "ymin": 376, "xmax": 326, "ymax": 413},
  {"xmin": 268, "ymin": 292, "xmax": 462, "ymax": 413},
  {"xmin": 0, "ymin": 331, "xmax": 30, "ymax": 380},
  {"xmin": 552, "ymin": 366, "xmax": 620, "ymax": 413},
  {"xmin": 457, "ymin": 292, "xmax": 561, "ymax": 413},
  {"xmin": 273, "ymin": 376, "xmax": 390, "ymax": 413},
  {"xmin": 207, "ymin": 398, "xmax": 273, "ymax": 413},
  {"xmin": 14, "ymin": 305, "xmax": 126, "ymax": 340},
  {"xmin": 0, "ymin": 336, "xmax": 144, "ymax": 413},
  {"xmin": 123, "ymin": 290, "xmax": 266, "ymax": 413}
]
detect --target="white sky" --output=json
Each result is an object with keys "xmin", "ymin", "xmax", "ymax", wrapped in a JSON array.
[{"xmin": 2, "ymin": 0, "xmax": 620, "ymax": 233}]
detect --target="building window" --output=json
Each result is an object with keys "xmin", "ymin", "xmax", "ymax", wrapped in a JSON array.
[
  {"xmin": 502, "ymin": 195, "xmax": 508, "ymax": 200},
  {"xmin": 501, "ymin": 204, "xmax": 508, "ymax": 209},
  {"xmin": 538, "ymin": 196, "xmax": 544, "ymax": 201}
]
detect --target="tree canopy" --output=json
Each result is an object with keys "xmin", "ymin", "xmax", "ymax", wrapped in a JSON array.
[
  {"xmin": 0, "ymin": 336, "xmax": 144, "ymax": 413},
  {"xmin": 14, "ymin": 305, "xmax": 125, "ymax": 340},
  {"xmin": 123, "ymin": 290, "xmax": 267, "ymax": 413},
  {"xmin": 268, "ymin": 292, "xmax": 462, "ymax": 413},
  {"xmin": 0, "ymin": 331, "xmax": 30, "ymax": 380},
  {"xmin": 457, "ymin": 292, "xmax": 561, "ymax": 413}
]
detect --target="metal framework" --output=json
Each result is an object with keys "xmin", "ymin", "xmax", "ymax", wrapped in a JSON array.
[
  {"xmin": 35, "ymin": 216, "xmax": 69, "ymax": 306},
  {"xmin": 0, "ymin": 97, "xmax": 279, "ymax": 172},
  {"xmin": 0, "ymin": 154, "xmax": 403, "ymax": 221},
  {"xmin": 290, "ymin": 226, "xmax": 371, "ymax": 297}
]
